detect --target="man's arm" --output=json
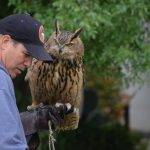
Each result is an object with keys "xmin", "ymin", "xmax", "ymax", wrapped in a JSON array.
[{"xmin": 0, "ymin": 89, "xmax": 28, "ymax": 150}]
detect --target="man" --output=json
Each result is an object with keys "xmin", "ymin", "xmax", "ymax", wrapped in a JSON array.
[{"xmin": 0, "ymin": 14, "xmax": 73, "ymax": 149}]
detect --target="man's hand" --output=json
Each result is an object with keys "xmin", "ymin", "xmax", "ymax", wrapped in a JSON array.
[{"xmin": 20, "ymin": 103, "xmax": 74, "ymax": 136}]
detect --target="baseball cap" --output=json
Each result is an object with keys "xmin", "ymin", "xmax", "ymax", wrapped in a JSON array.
[{"xmin": 0, "ymin": 14, "xmax": 53, "ymax": 61}]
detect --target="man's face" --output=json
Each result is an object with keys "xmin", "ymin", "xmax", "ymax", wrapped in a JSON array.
[{"xmin": 0, "ymin": 35, "xmax": 32, "ymax": 78}]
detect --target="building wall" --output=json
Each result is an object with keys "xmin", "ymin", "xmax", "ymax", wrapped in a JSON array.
[{"xmin": 129, "ymin": 74, "xmax": 150, "ymax": 132}]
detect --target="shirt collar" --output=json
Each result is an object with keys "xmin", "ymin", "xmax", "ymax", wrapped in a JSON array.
[{"xmin": 0, "ymin": 61, "xmax": 9, "ymax": 75}]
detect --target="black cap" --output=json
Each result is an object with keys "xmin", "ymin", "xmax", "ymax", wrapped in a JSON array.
[{"xmin": 0, "ymin": 14, "xmax": 53, "ymax": 61}]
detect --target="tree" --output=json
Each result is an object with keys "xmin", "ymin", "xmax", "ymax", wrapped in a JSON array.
[{"xmin": 7, "ymin": 0, "xmax": 150, "ymax": 82}]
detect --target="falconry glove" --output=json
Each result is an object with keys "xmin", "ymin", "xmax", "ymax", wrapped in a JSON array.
[{"xmin": 20, "ymin": 103, "xmax": 74, "ymax": 136}]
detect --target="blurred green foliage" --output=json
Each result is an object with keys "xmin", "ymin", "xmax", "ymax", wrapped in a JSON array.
[
  {"xmin": 6, "ymin": 0, "xmax": 150, "ymax": 82},
  {"xmin": 56, "ymin": 123, "xmax": 142, "ymax": 150},
  {"xmin": 0, "ymin": 0, "xmax": 150, "ymax": 149}
]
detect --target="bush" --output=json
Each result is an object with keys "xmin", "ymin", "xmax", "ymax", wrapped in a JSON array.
[{"xmin": 56, "ymin": 122, "xmax": 141, "ymax": 150}]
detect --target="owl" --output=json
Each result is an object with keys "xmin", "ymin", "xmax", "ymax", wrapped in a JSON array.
[{"xmin": 25, "ymin": 21, "xmax": 84, "ymax": 130}]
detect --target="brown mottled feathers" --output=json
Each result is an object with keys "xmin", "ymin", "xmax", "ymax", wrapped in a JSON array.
[{"xmin": 25, "ymin": 23, "xmax": 84, "ymax": 130}]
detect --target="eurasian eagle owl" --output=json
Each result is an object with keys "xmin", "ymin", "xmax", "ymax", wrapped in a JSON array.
[{"xmin": 25, "ymin": 22, "xmax": 84, "ymax": 130}]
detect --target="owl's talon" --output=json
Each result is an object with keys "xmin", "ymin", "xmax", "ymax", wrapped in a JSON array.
[{"xmin": 27, "ymin": 103, "xmax": 44, "ymax": 111}]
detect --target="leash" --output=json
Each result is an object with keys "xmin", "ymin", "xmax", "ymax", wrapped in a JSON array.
[{"xmin": 48, "ymin": 120, "xmax": 56, "ymax": 150}]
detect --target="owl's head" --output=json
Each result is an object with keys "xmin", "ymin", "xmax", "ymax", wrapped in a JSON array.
[{"xmin": 45, "ymin": 21, "xmax": 84, "ymax": 60}]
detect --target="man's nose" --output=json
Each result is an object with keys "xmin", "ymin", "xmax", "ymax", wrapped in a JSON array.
[{"xmin": 24, "ymin": 57, "xmax": 32, "ymax": 67}]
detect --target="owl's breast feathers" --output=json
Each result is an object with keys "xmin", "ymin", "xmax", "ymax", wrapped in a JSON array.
[{"xmin": 25, "ymin": 57, "xmax": 84, "ymax": 107}]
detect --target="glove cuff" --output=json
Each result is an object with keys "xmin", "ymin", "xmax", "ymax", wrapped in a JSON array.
[{"xmin": 20, "ymin": 111, "xmax": 38, "ymax": 135}]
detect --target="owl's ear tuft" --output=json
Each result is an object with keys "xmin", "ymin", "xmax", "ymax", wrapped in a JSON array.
[
  {"xmin": 70, "ymin": 28, "xmax": 83, "ymax": 42},
  {"xmin": 55, "ymin": 19, "xmax": 61, "ymax": 37}
]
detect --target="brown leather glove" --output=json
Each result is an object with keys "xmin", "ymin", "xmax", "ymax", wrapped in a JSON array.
[{"xmin": 20, "ymin": 103, "xmax": 74, "ymax": 136}]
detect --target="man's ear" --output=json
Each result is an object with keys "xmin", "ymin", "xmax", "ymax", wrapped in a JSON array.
[
  {"xmin": 0, "ymin": 35, "xmax": 12, "ymax": 50},
  {"xmin": 39, "ymin": 26, "xmax": 45, "ymax": 43}
]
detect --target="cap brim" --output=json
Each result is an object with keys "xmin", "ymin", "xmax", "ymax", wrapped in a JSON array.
[{"xmin": 23, "ymin": 43, "xmax": 53, "ymax": 61}]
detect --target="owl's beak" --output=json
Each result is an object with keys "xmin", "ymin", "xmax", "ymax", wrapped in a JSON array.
[{"xmin": 59, "ymin": 45, "xmax": 64, "ymax": 53}]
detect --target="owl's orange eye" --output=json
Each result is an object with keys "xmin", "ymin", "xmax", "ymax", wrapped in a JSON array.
[
  {"xmin": 65, "ymin": 42, "xmax": 74, "ymax": 46},
  {"xmin": 70, "ymin": 41, "xmax": 74, "ymax": 44}
]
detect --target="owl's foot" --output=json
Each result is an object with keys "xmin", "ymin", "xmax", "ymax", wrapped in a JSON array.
[
  {"xmin": 58, "ymin": 108, "xmax": 80, "ymax": 131},
  {"xmin": 27, "ymin": 103, "xmax": 43, "ymax": 110}
]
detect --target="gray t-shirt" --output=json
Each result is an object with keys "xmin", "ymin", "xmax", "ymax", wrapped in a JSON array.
[{"xmin": 0, "ymin": 62, "xmax": 28, "ymax": 150}]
